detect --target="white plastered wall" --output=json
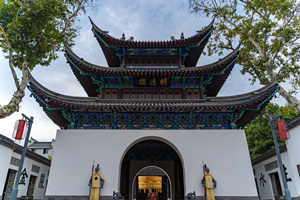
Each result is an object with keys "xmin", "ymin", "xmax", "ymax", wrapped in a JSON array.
[
  {"xmin": 252, "ymin": 151, "xmax": 297, "ymax": 200},
  {"xmin": 46, "ymin": 129, "xmax": 257, "ymax": 198},
  {"xmin": 11, "ymin": 152, "xmax": 50, "ymax": 199},
  {"xmin": 286, "ymin": 125, "xmax": 300, "ymax": 197},
  {"xmin": 0, "ymin": 144, "xmax": 50, "ymax": 200},
  {"xmin": 0, "ymin": 145, "xmax": 13, "ymax": 198}
]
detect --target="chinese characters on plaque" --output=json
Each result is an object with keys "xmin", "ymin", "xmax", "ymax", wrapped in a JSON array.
[
  {"xmin": 138, "ymin": 176, "xmax": 162, "ymax": 193},
  {"xmin": 134, "ymin": 77, "xmax": 170, "ymax": 87}
]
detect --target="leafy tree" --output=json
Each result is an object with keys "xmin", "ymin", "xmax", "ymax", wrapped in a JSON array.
[
  {"xmin": 188, "ymin": 0, "xmax": 300, "ymax": 113},
  {"xmin": 245, "ymin": 103, "xmax": 297, "ymax": 159},
  {"xmin": 0, "ymin": 0, "xmax": 93, "ymax": 118}
]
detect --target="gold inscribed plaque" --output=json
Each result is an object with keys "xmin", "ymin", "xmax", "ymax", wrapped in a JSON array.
[{"xmin": 138, "ymin": 176, "xmax": 162, "ymax": 193}]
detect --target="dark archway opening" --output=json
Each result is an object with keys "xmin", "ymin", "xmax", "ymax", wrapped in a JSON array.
[
  {"xmin": 133, "ymin": 167, "xmax": 170, "ymax": 200},
  {"xmin": 120, "ymin": 140, "xmax": 184, "ymax": 200}
]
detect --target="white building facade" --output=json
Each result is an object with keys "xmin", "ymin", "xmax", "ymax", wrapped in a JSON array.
[
  {"xmin": 46, "ymin": 129, "xmax": 258, "ymax": 200},
  {"xmin": 0, "ymin": 134, "xmax": 51, "ymax": 200},
  {"xmin": 252, "ymin": 115, "xmax": 300, "ymax": 200}
]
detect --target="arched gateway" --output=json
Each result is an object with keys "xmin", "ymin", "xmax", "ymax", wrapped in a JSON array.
[{"xmin": 120, "ymin": 139, "xmax": 184, "ymax": 200}]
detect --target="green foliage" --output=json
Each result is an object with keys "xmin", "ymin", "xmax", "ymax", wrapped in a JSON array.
[
  {"xmin": 189, "ymin": 0, "xmax": 300, "ymax": 91},
  {"xmin": 0, "ymin": 0, "xmax": 92, "ymax": 70},
  {"xmin": 245, "ymin": 103, "xmax": 297, "ymax": 159}
]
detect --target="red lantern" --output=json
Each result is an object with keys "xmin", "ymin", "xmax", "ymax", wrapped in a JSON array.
[
  {"xmin": 277, "ymin": 120, "xmax": 289, "ymax": 141},
  {"xmin": 12, "ymin": 120, "xmax": 28, "ymax": 140}
]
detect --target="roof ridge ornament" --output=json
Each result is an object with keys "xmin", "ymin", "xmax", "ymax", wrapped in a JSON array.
[
  {"xmin": 181, "ymin": 32, "xmax": 184, "ymax": 40},
  {"xmin": 121, "ymin": 33, "xmax": 134, "ymax": 41},
  {"xmin": 126, "ymin": 36, "xmax": 134, "ymax": 42},
  {"xmin": 170, "ymin": 33, "xmax": 185, "ymax": 41},
  {"xmin": 121, "ymin": 33, "xmax": 125, "ymax": 41}
]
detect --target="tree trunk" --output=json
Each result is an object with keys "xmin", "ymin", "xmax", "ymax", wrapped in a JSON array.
[
  {"xmin": 0, "ymin": 63, "xmax": 29, "ymax": 119},
  {"xmin": 277, "ymin": 84, "xmax": 300, "ymax": 114}
]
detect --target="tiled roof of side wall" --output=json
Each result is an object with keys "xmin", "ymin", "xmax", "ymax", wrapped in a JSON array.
[
  {"xmin": 0, "ymin": 134, "xmax": 51, "ymax": 166},
  {"xmin": 251, "ymin": 144, "xmax": 287, "ymax": 166},
  {"xmin": 28, "ymin": 142, "xmax": 52, "ymax": 149},
  {"xmin": 287, "ymin": 114, "xmax": 300, "ymax": 130}
]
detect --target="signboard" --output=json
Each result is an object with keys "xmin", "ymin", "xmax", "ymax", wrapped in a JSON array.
[
  {"xmin": 134, "ymin": 77, "xmax": 170, "ymax": 87},
  {"xmin": 138, "ymin": 176, "xmax": 162, "ymax": 193}
]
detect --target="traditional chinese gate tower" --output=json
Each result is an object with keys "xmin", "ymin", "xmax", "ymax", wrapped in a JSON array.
[{"xmin": 28, "ymin": 18, "xmax": 277, "ymax": 200}]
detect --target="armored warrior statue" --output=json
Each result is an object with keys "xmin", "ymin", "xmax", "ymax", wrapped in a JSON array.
[
  {"xmin": 201, "ymin": 168, "xmax": 216, "ymax": 200},
  {"xmin": 89, "ymin": 164, "xmax": 105, "ymax": 200}
]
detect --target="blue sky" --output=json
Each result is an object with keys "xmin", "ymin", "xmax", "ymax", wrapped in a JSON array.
[{"xmin": 0, "ymin": 0, "xmax": 290, "ymax": 142}]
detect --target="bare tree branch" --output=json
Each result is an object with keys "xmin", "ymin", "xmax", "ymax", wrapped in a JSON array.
[
  {"xmin": 278, "ymin": 84, "xmax": 300, "ymax": 113},
  {"xmin": 248, "ymin": 33, "xmax": 265, "ymax": 57}
]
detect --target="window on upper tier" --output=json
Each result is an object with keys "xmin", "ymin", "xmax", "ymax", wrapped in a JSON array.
[
  {"xmin": 153, "ymin": 92, "xmax": 159, "ymax": 99},
  {"xmin": 131, "ymin": 90, "xmax": 137, "ymax": 99},
  {"xmin": 104, "ymin": 89, "xmax": 119, "ymax": 99},
  {"xmin": 165, "ymin": 58, "xmax": 170, "ymax": 64},
  {"xmin": 174, "ymin": 92, "xmax": 181, "ymax": 99},
  {"xmin": 122, "ymin": 89, "xmax": 184, "ymax": 99},
  {"xmin": 138, "ymin": 92, "xmax": 144, "ymax": 99},
  {"xmin": 106, "ymin": 89, "xmax": 202, "ymax": 99},
  {"xmin": 146, "ymin": 92, "xmax": 151, "ymax": 99},
  {"xmin": 112, "ymin": 92, "xmax": 117, "ymax": 99},
  {"xmin": 159, "ymin": 58, "xmax": 164, "ymax": 64},
  {"xmin": 194, "ymin": 91, "xmax": 199, "ymax": 99},
  {"xmin": 172, "ymin": 58, "xmax": 177, "ymax": 64},
  {"xmin": 125, "ymin": 56, "xmax": 178, "ymax": 66},
  {"xmin": 167, "ymin": 92, "xmax": 173, "ymax": 99},
  {"xmin": 160, "ymin": 92, "xmax": 166, "ymax": 99},
  {"xmin": 124, "ymin": 92, "xmax": 130, "ymax": 99},
  {"xmin": 187, "ymin": 91, "xmax": 192, "ymax": 99},
  {"xmin": 186, "ymin": 89, "xmax": 201, "ymax": 99}
]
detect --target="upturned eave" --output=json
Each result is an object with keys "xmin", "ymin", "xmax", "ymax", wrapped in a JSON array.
[{"xmin": 89, "ymin": 17, "xmax": 214, "ymax": 68}]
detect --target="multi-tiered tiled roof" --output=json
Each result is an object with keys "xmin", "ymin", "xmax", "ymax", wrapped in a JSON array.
[{"xmin": 28, "ymin": 18, "xmax": 278, "ymax": 130}]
